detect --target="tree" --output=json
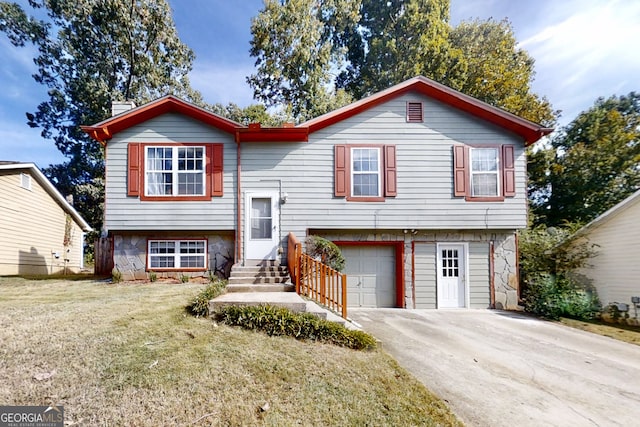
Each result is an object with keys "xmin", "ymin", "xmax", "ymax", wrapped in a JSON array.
[
  {"xmin": 532, "ymin": 93, "xmax": 640, "ymax": 225},
  {"xmin": 448, "ymin": 19, "xmax": 556, "ymax": 126},
  {"xmin": 0, "ymin": 0, "xmax": 204, "ymax": 234},
  {"xmin": 338, "ymin": 0, "xmax": 465, "ymax": 100},
  {"xmin": 247, "ymin": 0, "xmax": 359, "ymax": 121},
  {"xmin": 248, "ymin": 1, "xmax": 555, "ymax": 128}
]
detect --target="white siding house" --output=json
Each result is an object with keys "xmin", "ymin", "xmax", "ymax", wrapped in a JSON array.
[
  {"xmin": 0, "ymin": 162, "xmax": 91, "ymax": 275},
  {"xmin": 83, "ymin": 76, "xmax": 552, "ymax": 309},
  {"xmin": 570, "ymin": 190, "xmax": 640, "ymax": 309}
]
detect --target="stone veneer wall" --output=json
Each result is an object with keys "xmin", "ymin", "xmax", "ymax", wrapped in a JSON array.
[
  {"xmin": 113, "ymin": 234, "xmax": 234, "ymax": 281},
  {"xmin": 315, "ymin": 230, "xmax": 519, "ymax": 310}
]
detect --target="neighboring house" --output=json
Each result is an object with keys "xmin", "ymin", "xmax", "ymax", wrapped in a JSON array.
[
  {"xmin": 0, "ymin": 162, "xmax": 92, "ymax": 275},
  {"xmin": 569, "ymin": 190, "xmax": 640, "ymax": 308},
  {"xmin": 82, "ymin": 76, "xmax": 552, "ymax": 310}
]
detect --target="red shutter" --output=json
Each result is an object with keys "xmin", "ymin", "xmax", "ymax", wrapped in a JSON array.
[
  {"xmin": 453, "ymin": 145, "xmax": 468, "ymax": 197},
  {"xmin": 384, "ymin": 145, "xmax": 397, "ymax": 196},
  {"xmin": 127, "ymin": 143, "xmax": 141, "ymax": 197},
  {"xmin": 502, "ymin": 145, "xmax": 516, "ymax": 197},
  {"xmin": 210, "ymin": 144, "xmax": 224, "ymax": 197},
  {"xmin": 334, "ymin": 145, "xmax": 348, "ymax": 197}
]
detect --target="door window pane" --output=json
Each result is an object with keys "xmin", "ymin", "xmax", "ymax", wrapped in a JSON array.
[
  {"xmin": 251, "ymin": 198, "xmax": 272, "ymax": 239},
  {"xmin": 442, "ymin": 249, "xmax": 459, "ymax": 277}
]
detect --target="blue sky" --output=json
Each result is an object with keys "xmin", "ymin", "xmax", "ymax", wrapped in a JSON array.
[{"xmin": 1, "ymin": 0, "xmax": 638, "ymax": 168}]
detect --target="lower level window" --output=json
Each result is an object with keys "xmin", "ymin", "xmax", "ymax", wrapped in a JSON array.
[{"xmin": 148, "ymin": 239, "xmax": 207, "ymax": 269}]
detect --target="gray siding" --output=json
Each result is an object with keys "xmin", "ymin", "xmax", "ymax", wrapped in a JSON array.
[
  {"xmin": 469, "ymin": 242, "xmax": 491, "ymax": 308},
  {"xmin": 104, "ymin": 113, "xmax": 237, "ymax": 231},
  {"xmin": 242, "ymin": 92, "xmax": 528, "ymax": 239},
  {"xmin": 414, "ymin": 243, "xmax": 437, "ymax": 309}
]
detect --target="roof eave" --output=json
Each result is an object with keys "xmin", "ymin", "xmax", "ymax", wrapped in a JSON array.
[
  {"xmin": 83, "ymin": 95, "xmax": 245, "ymax": 144},
  {"xmin": 302, "ymin": 76, "xmax": 554, "ymax": 145}
]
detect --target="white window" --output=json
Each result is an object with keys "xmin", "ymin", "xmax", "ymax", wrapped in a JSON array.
[
  {"xmin": 470, "ymin": 147, "xmax": 500, "ymax": 197},
  {"xmin": 148, "ymin": 240, "xmax": 207, "ymax": 270},
  {"xmin": 20, "ymin": 173, "xmax": 31, "ymax": 190},
  {"xmin": 351, "ymin": 147, "xmax": 381, "ymax": 197},
  {"xmin": 145, "ymin": 146, "xmax": 205, "ymax": 196}
]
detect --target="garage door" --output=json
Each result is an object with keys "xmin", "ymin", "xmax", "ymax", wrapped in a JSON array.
[{"xmin": 340, "ymin": 246, "xmax": 396, "ymax": 308}]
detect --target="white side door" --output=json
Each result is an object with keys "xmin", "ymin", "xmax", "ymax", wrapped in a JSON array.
[
  {"xmin": 437, "ymin": 244, "xmax": 467, "ymax": 308},
  {"xmin": 245, "ymin": 192, "xmax": 279, "ymax": 261}
]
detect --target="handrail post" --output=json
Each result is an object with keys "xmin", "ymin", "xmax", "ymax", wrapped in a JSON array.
[
  {"xmin": 320, "ymin": 264, "xmax": 326, "ymax": 305},
  {"xmin": 341, "ymin": 273, "xmax": 347, "ymax": 319}
]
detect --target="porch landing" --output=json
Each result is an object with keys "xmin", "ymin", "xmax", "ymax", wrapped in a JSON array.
[{"xmin": 209, "ymin": 292, "xmax": 359, "ymax": 330}]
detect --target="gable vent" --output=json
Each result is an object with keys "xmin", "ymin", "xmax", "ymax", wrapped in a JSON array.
[{"xmin": 407, "ymin": 102, "xmax": 423, "ymax": 122}]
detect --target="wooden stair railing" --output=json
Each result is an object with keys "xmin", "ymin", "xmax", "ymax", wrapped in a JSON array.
[{"xmin": 288, "ymin": 232, "xmax": 347, "ymax": 319}]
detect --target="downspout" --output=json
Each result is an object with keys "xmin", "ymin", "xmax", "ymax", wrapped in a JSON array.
[
  {"xmin": 411, "ymin": 241, "xmax": 416, "ymax": 309},
  {"xmin": 236, "ymin": 135, "xmax": 242, "ymax": 265},
  {"xmin": 489, "ymin": 240, "xmax": 496, "ymax": 309}
]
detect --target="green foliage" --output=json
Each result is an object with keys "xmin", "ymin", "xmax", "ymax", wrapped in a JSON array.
[
  {"xmin": 148, "ymin": 270, "xmax": 157, "ymax": 282},
  {"xmin": 518, "ymin": 224, "xmax": 596, "ymax": 280},
  {"xmin": 339, "ymin": 0, "xmax": 463, "ymax": 99},
  {"xmin": 522, "ymin": 274, "xmax": 600, "ymax": 320},
  {"xmin": 216, "ymin": 305, "xmax": 377, "ymax": 350},
  {"xmin": 111, "ymin": 268, "xmax": 122, "ymax": 284},
  {"xmin": 187, "ymin": 279, "xmax": 227, "ymax": 317},
  {"xmin": 0, "ymin": 0, "xmax": 205, "ymax": 234},
  {"xmin": 179, "ymin": 273, "xmax": 190, "ymax": 283},
  {"xmin": 305, "ymin": 236, "xmax": 345, "ymax": 272},
  {"xmin": 448, "ymin": 18, "xmax": 556, "ymax": 126},
  {"xmin": 248, "ymin": 0, "xmax": 555, "ymax": 127},
  {"xmin": 247, "ymin": 0, "xmax": 358, "ymax": 121},
  {"xmin": 530, "ymin": 93, "xmax": 640, "ymax": 226},
  {"xmin": 519, "ymin": 225, "xmax": 599, "ymax": 321}
]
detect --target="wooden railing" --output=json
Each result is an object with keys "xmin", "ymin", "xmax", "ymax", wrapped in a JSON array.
[{"xmin": 287, "ymin": 232, "xmax": 347, "ymax": 319}]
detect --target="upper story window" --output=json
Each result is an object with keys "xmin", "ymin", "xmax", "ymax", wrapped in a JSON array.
[
  {"xmin": 470, "ymin": 147, "xmax": 499, "ymax": 197},
  {"xmin": 453, "ymin": 144, "xmax": 516, "ymax": 201},
  {"xmin": 334, "ymin": 144, "xmax": 396, "ymax": 202},
  {"xmin": 352, "ymin": 147, "xmax": 381, "ymax": 197},
  {"xmin": 145, "ymin": 146, "xmax": 205, "ymax": 197},
  {"xmin": 127, "ymin": 143, "xmax": 224, "ymax": 201},
  {"xmin": 148, "ymin": 239, "xmax": 207, "ymax": 270}
]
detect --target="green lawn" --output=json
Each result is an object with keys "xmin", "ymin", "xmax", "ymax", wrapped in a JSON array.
[{"xmin": 0, "ymin": 277, "xmax": 462, "ymax": 426}]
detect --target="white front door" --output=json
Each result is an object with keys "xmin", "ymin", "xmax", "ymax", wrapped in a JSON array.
[
  {"xmin": 245, "ymin": 192, "xmax": 280, "ymax": 261},
  {"xmin": 437, "ymin": 244, "xmax": 467, "ymax": 308}
]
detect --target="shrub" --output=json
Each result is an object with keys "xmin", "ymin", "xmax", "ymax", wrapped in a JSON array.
[
  {"xmin": 111, "ymin": 268, "xmax": 122, "ymax": 283},
  {"xmin": 148, "ymin": 270, "xmax": 158, "ymax": 282},
  {"xmin": 216, "ymin": 305, "xmax": 377, "ymax": 350},
  {"xmin": 306, "ymin": 235, "xmax": 345, "ymax": 271},
  {"xmin": 179, "ymin": 273, "xmax": 190, "ymax": 283},
  {"xmin": 522, "ymin": 274, "xmax": 600, "ymax": 320},
  {"xmin": 187, "ymin": 279, "xmax": 227, "ymax": 317}
]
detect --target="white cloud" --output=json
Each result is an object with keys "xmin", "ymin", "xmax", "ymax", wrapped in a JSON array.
[{"xmin": 518, "ymin": 0, "xmax": 640, "ymax": 123}]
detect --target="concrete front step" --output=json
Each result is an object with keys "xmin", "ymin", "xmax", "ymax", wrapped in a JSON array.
[
  {"xmin": 226, "ymin": 283, "xmax": 295, "ymax": 293},
  {"xmin": 210, "ymin": 292, "xmax": 307, "ymax": 313},
  {"xmin": 231, "ymin": 266, "xmax": 289, "ymax": 274},
  {"xmin": 228, "ymin": 276, "xmax": 290, "ymax": 285}
]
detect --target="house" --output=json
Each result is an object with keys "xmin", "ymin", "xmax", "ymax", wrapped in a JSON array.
[
  {"xmin": 0, "ymin": 162, "xmax": 92, "ymax": 275},
  {"xmin": 82, "ymin": 76, "xmax": 552, "ymax": 310},
  {"xmin": 569, "ymin": 190, "xmax": 640, "ymax": 309}
]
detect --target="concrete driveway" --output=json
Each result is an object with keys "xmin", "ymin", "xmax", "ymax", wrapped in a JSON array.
[{"xmin": 348, "ymin": 309, "xmax": 640, "ymax": 427}]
